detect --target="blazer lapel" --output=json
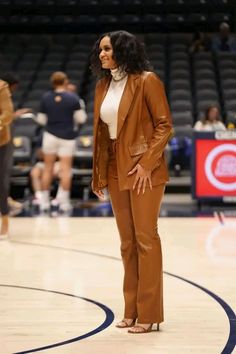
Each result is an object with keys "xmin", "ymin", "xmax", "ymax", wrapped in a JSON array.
[
  {"xmin": 93, "ymin": 77, "xmax": 111, "ymax": 134},
  {"xmin": 117, "ymin": 74, "xmax": 140, "ymax": 138}
]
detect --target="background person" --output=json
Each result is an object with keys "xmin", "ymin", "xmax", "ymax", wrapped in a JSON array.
[
  {"xmin": 0, "ymin": 72, "xmax": 32, "ymax": 215},
  {"xmin": 194, "ymin": 105, "xmax": 226, "ymax": 131},
  {"xmin": 0, "ymin": 79, "xmax": 14, "ymax": 238},
  {"xmin": 91, "ymin": 30, "xmax": 173, "ymax": 334},
  {"xmin": 188, "ymin": 31, "xmax": 211, "ymax": 54},
  {"xmin": 30, "ymin": 147, "xmax": 62, "ymax": 206},
  {"xmin": 212, "ymin": 22, "xmax": 236, "ymax": 52},
  {"xmin": 66, "ymin": 81, "xmax": 87, "ymax": 128},
  {"xmin": 37, "ymin": 71, "xmax": 83, "ymax": 212}
]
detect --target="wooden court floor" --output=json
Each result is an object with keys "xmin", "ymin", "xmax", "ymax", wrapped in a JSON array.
[{"xmin": 0, "ymin": 216, "xmax": 236, "ymax": 354}]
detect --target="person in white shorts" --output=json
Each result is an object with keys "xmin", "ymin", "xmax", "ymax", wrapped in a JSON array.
[{"xmin": 37, "ymin": 71, "xmax": 87, "ymax": 212}]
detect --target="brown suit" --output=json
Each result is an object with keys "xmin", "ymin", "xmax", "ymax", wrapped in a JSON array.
[
  {"xmin": 93, "ymin": 71, "xmax": 173, "ymax": 191},
  {"xmin": 93, "ymin": 72, "xmax": 173, "ymax": 323},
  {"xmin": 0, "ymin": 80, "xmax": 14, "ymax": 147}
]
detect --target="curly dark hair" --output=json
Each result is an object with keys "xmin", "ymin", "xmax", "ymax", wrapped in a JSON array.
[{"xmin": 90, "ymin": 30, "xmax": 152, "ymax": 77}]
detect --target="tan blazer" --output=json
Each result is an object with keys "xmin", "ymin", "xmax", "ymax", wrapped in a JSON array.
[
  {"xmin": 92, "ymin": 71, "xmax": 173, "ymax": 191},
  {"xmin": 0, "ymin": 80, "xmax": 14, "ymax": 147}
]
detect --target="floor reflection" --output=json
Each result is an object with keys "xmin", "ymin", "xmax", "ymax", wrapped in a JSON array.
[
  {"xmin": 205, "ymin": 221, "xmax": 236, "ymax": 264},
  {"xmin": 13, "ymin": 197, "xmax": 236, "ymax": 218}
]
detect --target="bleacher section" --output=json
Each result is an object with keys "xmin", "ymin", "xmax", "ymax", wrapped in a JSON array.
[{"xmin": 0, "ymin": 0, "xmax": 234, "ymax": 33}]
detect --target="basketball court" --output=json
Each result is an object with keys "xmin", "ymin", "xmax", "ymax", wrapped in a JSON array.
[{"xmin": 1, "ymin": 215, "xmax": 235, "ymax": 353}]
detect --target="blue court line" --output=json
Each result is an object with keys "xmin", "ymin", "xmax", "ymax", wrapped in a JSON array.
[
  {"xmin": 164, "ymin": 272, "xmax": 236, "ymax": 354},
  {"xmin": 0, "ymin": 284, "xmax": 114, "ymax": 354},
  {"xmin": 10, "ymin": 239, "xmax": 236, "ymax": 354}
]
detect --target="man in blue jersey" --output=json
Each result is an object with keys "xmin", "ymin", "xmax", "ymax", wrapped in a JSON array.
[{"xmin": 37, "ymin": 71, "xmax": 86, "ymax": 212}]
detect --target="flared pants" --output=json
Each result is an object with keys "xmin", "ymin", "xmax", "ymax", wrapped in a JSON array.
[{"xmin": 107, "ymin": 142, "xmax": 165, "ymax": 324}]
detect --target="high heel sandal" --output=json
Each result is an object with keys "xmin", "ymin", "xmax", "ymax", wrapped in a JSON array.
[
  {"xmin": 116, "ymin": 319, "xmax": 136, "ymax": 328},
  {"xmin": 128, "ymin": 323, "xmax": 159, "ymax": 334}
]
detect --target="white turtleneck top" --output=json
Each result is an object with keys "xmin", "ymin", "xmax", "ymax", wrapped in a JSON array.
[{"xmin": 100, "ymin": 68, "xmax": 128, "ymax": 139}]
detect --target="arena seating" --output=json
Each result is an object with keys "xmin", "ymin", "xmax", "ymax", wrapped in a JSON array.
[
  {"xmin": 0, "ymin": 0, "xmax": 233, "ymax": 33},
  {"xmin": 1, "ymin": 31, "xmax": 233, "ymax": 120}
]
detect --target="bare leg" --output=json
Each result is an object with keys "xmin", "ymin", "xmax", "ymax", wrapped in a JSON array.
[
  {"xmin": 40, "ymin": 154, "xmax": 57, "ymax": 210},
  {"xmin": 57, "ymin": 156, "xmax": 73, "ymax": 211},
  {"xmin": 30, "ymin": 166, "xmax": 43, "ymax": 194},
  {"xmin": 59, "ymin": 155, "xmax": 73, "ymax": 191},
  {"xmin": 41, "ymin": 154, "xmax": 57, "ymax": 191}
]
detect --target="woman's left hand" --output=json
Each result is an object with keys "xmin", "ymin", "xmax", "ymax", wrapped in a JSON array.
[{"xmin": 128, "ymin": 164, "xmax": 152, "ymax": 195}]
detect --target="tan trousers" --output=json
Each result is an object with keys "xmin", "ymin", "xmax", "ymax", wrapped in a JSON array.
[{"xmin": 108, "ymin": 142, "xmax": 165, "ymax": 324}]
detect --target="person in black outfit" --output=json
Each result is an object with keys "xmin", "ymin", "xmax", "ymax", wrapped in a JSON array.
[{"xmin": 0, "ymin": 79, "xmax": 14, "ymax": 238}]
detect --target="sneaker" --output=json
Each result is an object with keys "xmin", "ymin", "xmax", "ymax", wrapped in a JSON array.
[
  {"xmin": 40, "ymin": 202, "xmax": 51, "ymax": 212},
  {"xmin": 32, "ymin": 197, "xmax": 41, "ymax": 206},
  {"xmin": 51, "ymin": 198, "xmax": 60, "ymax": 207},
  {"xmin": 59, "ymin": 202, "xmax": 72, "ymax": 214}
]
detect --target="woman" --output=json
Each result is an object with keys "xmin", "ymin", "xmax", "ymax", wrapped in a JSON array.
[
  {"xmin": 0, "ymin": 79, "xmax": 14, "ymax": 239},
  {"xmin": 37, "ymin": 71, "xmax": 83, "ymax": 212},
  {"xmin": 194, "ymin": 105, "xmax": 226, "ymax": 131},
  {"xmin": 91, "ymin": 31, "xmax": 173, "ymax": 333}
]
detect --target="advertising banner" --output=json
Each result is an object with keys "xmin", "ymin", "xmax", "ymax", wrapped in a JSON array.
[{"xmin": 193, "ymin": 132, "xmax": 236, "ymax": 200}]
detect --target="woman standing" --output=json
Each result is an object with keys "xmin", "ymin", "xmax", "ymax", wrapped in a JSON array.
[
  {"xmin": 91, "ymin": 31, "xmax": 173, "ymax": 333},
  {"xmin": 0, "ymin": 79, "xmax": 14, "ymax": 239}
]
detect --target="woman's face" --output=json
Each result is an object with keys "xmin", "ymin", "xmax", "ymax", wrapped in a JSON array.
[
  {"xmin": 208, "ymin": 107, "xmax": 219, "ymax": 121},
  {"xmin": 99, "ymin": 36, "xmax": 117, "ymax": 70}
]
